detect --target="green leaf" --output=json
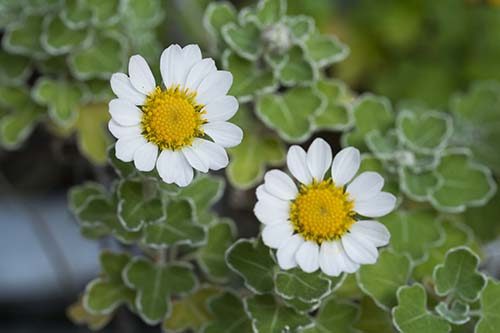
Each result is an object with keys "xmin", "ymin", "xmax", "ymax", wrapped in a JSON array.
[
  {"xmin": 86, "ymin": 0, "xmax": 123, "ymax": 26},
  {"xmin": 32, "ymin": 78, "xmax": 84, "ymax": 127},
  {"xmin": 0, "ymin": 51, "xmax": 31, "ymax": 85},
  {"xmin": 223, "ymin": 51, "xmax": 277, "ymax": 102},
  {"xmin": 274, "ymin": 268, "xmax": 332, "ymax": 302},
  {"xmin": 282, "ymin": 297, "xmax": 320, "ymax": 314},
  {"xmin": 83, "ymin": 251, "xmax": 135, "ymax": 314},
  {"xmin": 304, "ymin": 32, "xmax": 349, "ymax": 67},
  {"xmin": 464, "ymin": 185, "xmax": 500, "ymax": 243},
  {"xmin": 162, "ymin": 286, "xmax": 219, "ymax": 333},
  {"xmin": 107, "ymin": 146, "xmax": 136, "ymax": 178},
  {"xmin": 313, "ymin": 79, "xmax": 352, "ymax": 130},
  {"xmin": 392, "ymin": 283, "xmax": 450, "ymax": 333},
  {"xmin": 399, "ymin": 166, "xmax": 439, "ymax": 202},
  {"xmin": 204, "ymin": 2, "xmax": 237, "ymax": 46},
  {"xmin": 226, "ymin": 238, "xmax": 275, "ymax": 293},
  {"xmin": 143, "ymin": 199, "xmax": 205, "ymax": 248},
  {"xmin": 60, "ymin": 0, "xmax": 93, "ymax": 29},
  {"xmin": 342, "ymin": 94, "xmax": 394, "ymax": 150},
  {"xmin": 203, "ymin": 291, "xmax": 253, "ymax": 333},
  {"xmin": 302, "ymin": 299, "xmax": 359, "ymax": 333},
  {"xmin": 177, "ymin": 174, "xmax": 224, "ymax": 223},
  {"xmin": 3, "ymin": 14, "xmax": 46, "ymax": 58},
  {"xmin": 396, "ymin": 109, "xmax": 453, "ymax": 154},
  {"xmin": 69, "ymin": 34, "xmax": 127, "ymax": 79},
  {"xmin": 75, "ymin": 102, "xmax": 111, "ymax": 165},
  {"xmin": 475, "ymin": 279, "xmax": 500, "ymax": 333},
  {"xmin": 244, "ymin": 294, "xmax": 312, "ymax": 333},
  {"xmin": 357, "ymin": 249, "xmax": 412, "ymax": 310},
  {"xmin": 429, "ymin": 149, "xmax": 496, "ymax": 213},
  {"xmin": 41, "ymin": 15, "xmax": 93, "ymax": 55},
  {"xmin": 283, "ymin": 15, "xmax": 314, "ymax": 42},
  {"xmin": 68, "ymin": 182, "xmax": 107, "ymax": 215},
  {"xmin": 256, "ymin": 0, "xmax": 286, "ymax": 26},
  {"xmin": 123, "ymin": 257, "xmax": 197, "ymax": 325},
  {"xmin": 197, "ymin": 219, "xmax": 235, "ymax": 282},
  {"xmin": 0, "ymin": 106, "xmax": 41, "ymax": 150},
  {"xmin": 67, "ymin": 298, "xmax": 112, "ymax": 331},
  {"xmin": 117, "ymin": 178, "xmax": 165, "ymax": 232},
  {"xmin": 354, "ymin": 296, "xmax": 395, "ymax": 333},
  {"xmin": 278, "ymin": 45, "xmax": 316, "ymax": 86},
  {"xmin": 433, "ymin": 246, "xmax": 486, "ymax": 303},
  {"xmin": 435, "ymin": 301, "xmax": 470, "ymax": 325},
  {"xmin": 381, "ymin": 210, "xmax": 443, "ymax": 262},
  {"xmin": 256, "ymin": 86, "xmax": 324, "ymax": 142},
  {"xmin": 227, "ymin": 108, "xmax": 286, "ymax": 189},
  {"xmin": 222, "ymin": 20, "xmax": 262, "ymax": 61}
]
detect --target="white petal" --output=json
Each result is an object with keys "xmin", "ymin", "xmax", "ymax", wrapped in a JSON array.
[
  {"xmin": 177, "ymin": 44, "xmax": 202, "ymax": 86},
  {"xmin": 128, "ymin": 55, "xmax": 156, "ymax": 95},
  {"xmin": 108, "ymin": 120, "xmax": 141, "ymax": 139},
  {"xmin": 115, "ymin": 135, "xmax": 146, "ymax": 162},
  {"xmin": 110, "ymin": 73, "xmax": 146, "ymax": 105},
  {"xmin": 109, "ymin": 99, "xmax": 143, "ymax": 126},
  {"xmin": 287, "ymin": 145, "xmax": 313, "ymax": 185},
  {"xmin": 331, "ymin": 147, "xmax": 360, "ymax": 186},
  {"xmin": 203, "ymin": 122, "xmax": 242, "ymax": 148},
  {"xmin": 196, "ymin": 70, "xmax": 233, "ymax": 105},
  {"xmin": 262, "ymin": 222, "xmax": 294, "ymax": 249},
  {"xmin": 347, "ymin": 171, "xmax": 384, "ymax": 201},
  {"xmin": 182, "ymin": 144, "xmax": 209, "ymax": 173},
  {"xmin": 319, "ymin": 241, "xmax": 342, "ymax": 276},
  {"xmin": 295, "ymin": 241, "xmax": 320, "ymax": 273},
  {"xmin": 190, "ymin": 138, "xmax": 229, "ymax": 171},
  {"xmin": 256, "ymin": 185, "xmax": 290, "ymax": 208},
  {"xmin": 204, "ymin": 95, "xmax": 238, "ymax": 122},
  {"xmin": 254, "ymin": 199, "xmax": 290, "ymax": 225},
  {"xmin": 349, "ymin": 220, "xmax": 390, "ymax": 247},
  {"xmin": 342, "ymin": 232, "xmax": 379, "ymax": 264},
  {"xmin": 156, "ymin": 150, "xmax": 194, "ymax": 187},
  {"xmin": 264, "ymin": 170, "xmax": 298, "ymax": 201},
  {"xmin": 277, "ymin": 234, "xmax": 304, "ymax": 270},
  {"xmin": 133, "ymin": 142, "xmax": 158, "ymax": 172},
  {"xmin": 354, "ymin": 192, "xmax": 397, "ymax": 218},
  {"xmin": 307, "ymin": 138, "xmax": 332, "ymax": 181},
  {"xmin": 185, "ymin": 58, "xmax": 216, "ymax": 92},
  {"xmin": 329, "ymin": 240, "xmax": 360, "ymax": 274},
  {"xmin": 160, "ymin": 44, "xmax": 182, "ymax": 88}
]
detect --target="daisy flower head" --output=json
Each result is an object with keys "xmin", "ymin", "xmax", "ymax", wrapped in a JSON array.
[
  {"xmin": 255, "ymin": 138, "xmax": 396, "ymax": 276},
  {"xmin": 108, "ymin": 44, "xmax": 243, "ymax": 187}
]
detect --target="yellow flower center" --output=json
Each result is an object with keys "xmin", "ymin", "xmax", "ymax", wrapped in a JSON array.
[
  {"xmin": 141, "ymin": 86, "xmax": 206, "ymax": 150},
  {"xmin": 290, "ymin": 179, "xmax": 355, "ymax": 243}
]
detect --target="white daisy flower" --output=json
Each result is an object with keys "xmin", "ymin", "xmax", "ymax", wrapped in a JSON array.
[
  {"xmin": 108, "ymin": 44, "xmax": 243, "ymax": 187},
  {"xmin": 255, "ymin": 138, "xmax": 396, "ymax": 276}
]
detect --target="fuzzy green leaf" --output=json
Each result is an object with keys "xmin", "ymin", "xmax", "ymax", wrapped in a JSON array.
[
  {"xmin": 314, "ymin": 79, "xmax": 352, "ymax": 130},
  {"xmin": 435, "ymin": 301, "xmax": 470, "ymax": 325},
  {"xmin": 433, "ymin": 246, "xmax": 486, "ymax": 302},
  {"xmin": 278, "ymin": 46, "xmax": 316, "ymax": 86},
  {"xmin": 354, "ymin": 297, "xmax": 394, "ymax": 333},
  {"xmin": 0, "ymin": 106, "xmax": 41, "ymax": 150},
  {"xmin": 123, "ymin": 257, "xmax": 197, "ymax": 325},
  {"xmin": 256, "ymin": 0, "xmax": 286, "ymax": 26},
  {"xmin": 302, "ymin": 299, "xmax": 358, "ymax": 333},
  {"xmin": 274, "ymin": 268, "xmax": 333, "ymax": 302},
  {"xmin": 203, "ymin": 292, "xmax": 252, "ymax": 333},
  {"xmin": 399, "ymin": 166, "xmax": 439, "ymax": 201},
  {"xmin": 75, "ymin": 102, "xmax": 111, "ymax": 165},
  {"xmin": 283, "ymin": 16, "xmax": 314, "ymax": 42},
  {"xmin": 60, "ymin": 0, "xmax": 93, "ymax": 29},
  {"xmin": 204, "ymin": 2, "xmax": 237, "ymax": 45},
  {"xmin": 3, "ymin": 14, "xmax": 46, "ymax": 58},
  {"xmin": 464, "ymin": 186, "xmax": 500, "ymax": 243},
  {"xmin": 67, "ymin": 298, "xmax": 112, "ymax": 331},
  {"xmin": 0, "ymin": 51, "xmax": 31, "ymax": 85},
  {"xmin": 177, "ymin": 174, "xmax": 224, "ymax": 222},
  {"xmin": 107, "ymin": 146, "xmax": 136, "ymax": 178},
  {"xmin": 222, "ymin": 20, "xmax": 262, "ymax": 61},
  {"xmin": 41, "ymin": 15, "xmax": 92, "ymax": 55},
  {"xmin": 283, "ymin": 297, "xmax": 320, "ymax": 314},
  {"xmin": 357, "ymin": 250, "xmax": 412, "ymax": 310},
  {"xmin": 304, "ymin": 32, "xmax": 349, "ymax": 67},
  {"xmin": 475, "ymin": 279, "xmax": 500, "ymax": 333},
  {"xmin": 392, "ymin": 284, "xmax": 450, "ymax": 333},
  {"xmin": 86, "ymin": 0, "xmax": 122, "ymax": 26}
]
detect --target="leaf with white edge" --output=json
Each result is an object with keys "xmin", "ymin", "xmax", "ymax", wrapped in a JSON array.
[
  {"xmin": 76, "ymin": 102, "xmax": 111, "ymax": 165},
  {"xmin": 342, "ymin": 94, "xmax": 394, "ymax": 150},
  {"xmin": 204, "ymin": 2, "xmax": 237, "ymax": 46},
  {"xmin": 226, "ymin": 238, "xmax": 275, "ymax": 293},
  {"xmin": 475, "ymin": 279, "xmax": 500, "ymax": 333},
  {"xmin": 357, "ymin": 249, "xmax": 412, "ymax": 310},
  {"xmin": 68, "ymin": 182, "xmax": 107, "ymax": 214},
  {"xmin": 433, "ymin": 246, "xmax": 486, "ymax": 303},
  {"xmin": 197, "ymin": 219, "xmax": 235, "ymax": 282},
  {"xmin": 117, "ymin": 178, "xmax": 165, "ymax": 232},
  {"xmin": 86, "ymin": 0, "xmax": 123, "ymax": 26},
  {"xmin": 435, "ymin": 301, "xmax": 470, "ymax": 325},
  {"xmin": 32, "ymin": 77, "xmax": 84, "ymax": 127},
  {"xmin": 203, "ymin": 291, "xmax": 253, "ymax": 333},
  {"xmin": 67, "ymin": 298, "xmax": 112, "ymax": 331},
  {"xmin": 107, "ymin": 146, "xmax": 136, "ymax": 179},
  {"xmin": 69, "ymin": 34, "xmax": 126, "ymax": 79},
  {"xmin": 365, "ymin": 130, "xmax": 400, "ymax": 160},
  {"xmin": 283, "ymin": 15, "xmax": 314, "ymax": 42},
  {"xmin": 143, "ymin": 199, "xmax": 205, "ymax": 248},
  {"xmin": 83, "ymin": 251, "xmax": 135, "ymax": 314},
  {"xmin": 123, "ymin": 0, "xmax": 163, "ymax": 29},
  {"xmin": 3, "ymin": 14, "xmax": 46, "ymax": 58},
  {"xmin": 399, "ymin": 166, "xmax": 439, "ymax": 202},
  {"xmin": 278, "ymin": 45, "xmax": 316, "ymax": 86},
  {"xmin": 393, "ymin": 284, "xmax": 450, "ymax": 333},
  {"xmin": 274, "ymin": 268, "xmax": 331, "ymax": 302},
  {"xmin": 41, "ymin": 15, "xmax": 93, "ymax": 55},
  {"xmin": 381, "ymin": 210, "xmax": 442, "ymax": 263},
  {"xmin": 283, "ymin": 297, "xmax": 320, "ymax": 314},
  {"xmin": 222, "ymin": 20, "xmax": 262, "ymax": 61},
  {"xmin": 304, "ymin": 32, "xmax": 349, "ymax": 68},
  {"xmin": 223, "ymin": 51, "xmax": 277, "ymax": 102},
  {"xmin": 0, "ymin": 51, "xmax": 31, "ymax": 85},
  {"xmin": 301, "ymin": 299, "xmax": 359, "ymax": 333},
  {"xmin": 162, "ymin": 286, "xmax": 220, "ymax": 333},
  {"xmin": 464, "ymin": 186, "xmax": 500, "ymax": 243},
  {"xmin": 0, "ymin": 106, "xmax": 41, "ymax": 150},
  {"xmin": 123, "ymin": 257, "xmax": 197, "ymax": 325},
  {"xmin": 256, "ymin": 0, "xmax": 286, "ymax": 26},
  {"xmin": 244, "ymin": 294, "xmax": 312, "ymax": 333},
  {"xmin": 396, "ymin": 109, "xmax": 453, "ymax": 154},
  {"xmin": 177, "ymin": 174, "xmax": 224, "ymax": 223},
  {"xmin": 60, "ymin": 0, "xmax": 93, "ymax": 29},
  {"xmin": 429, "ymin": 149, "xmax": 496, "ymax": 213},
  {"xmin": 256, "ymin": 86, "xmax": 323, "ymax": 142},
  {"xmin": 314, "ymin": 79, "xmax": 352, "ymax": 130},
  {"xmin": 354, "ymin": 296, "xmax": 394, "ymax": 333}
]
